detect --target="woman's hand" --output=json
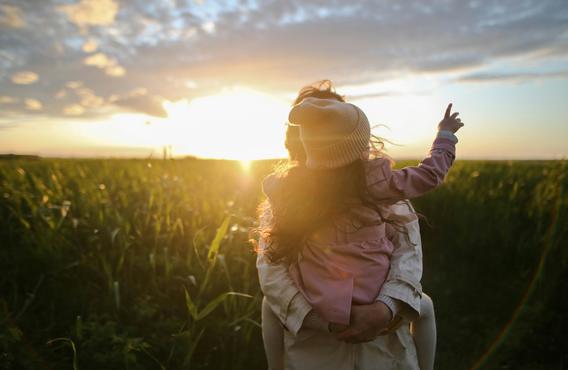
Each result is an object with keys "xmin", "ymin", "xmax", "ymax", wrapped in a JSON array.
[
  {"xmin": 334, "ymin": 301, "xmax": 393, "ymax": 343},
  {"xmin": 438, "ymin": 103, "xmax": 464, "ymax": 133}
]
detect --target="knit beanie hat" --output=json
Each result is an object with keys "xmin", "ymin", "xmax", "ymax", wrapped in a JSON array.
[{"xmin": 288, "ymin": 97, "xmax": 370, "ymax": 169}]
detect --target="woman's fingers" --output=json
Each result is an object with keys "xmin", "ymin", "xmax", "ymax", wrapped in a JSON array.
[
  {"xmin": 334, "ymin": 328, "xmax": 357, "ymax": 341},
  {"xmin": 444, "ymin": 103, "xmax": 453, "ymax": 118},
  {"xmin": 335, "ymin": 327, "xmax": 372, "ymax": 343},
  {"xmin": 451, "ymin": 112, "xmax": 459, "ymax": 119}
]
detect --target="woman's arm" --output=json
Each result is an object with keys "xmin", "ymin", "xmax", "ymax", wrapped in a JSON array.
[
  {"xmin": 377, "ymin": 200, "xmax": 423, "ymax": 321},
  {"xmin": 257, "ymin": 200, "xmax": 425, "ymax": 338},
  {"xmin": 256, "ymin": 205, "xmax": 312, "ymax": 336},
  {"xmin": 336, "ymin": 200, "xmax": 424, "ymax": 342}
]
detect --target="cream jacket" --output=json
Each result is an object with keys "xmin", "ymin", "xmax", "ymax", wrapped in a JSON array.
[{"xmin": 256, "ymin": 201, "xmax": 423, "ymax": 370}]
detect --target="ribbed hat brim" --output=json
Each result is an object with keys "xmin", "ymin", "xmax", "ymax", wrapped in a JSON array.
[{"xmin": 304, "ymin": 105, "xmax": 370, "ymax": 169}]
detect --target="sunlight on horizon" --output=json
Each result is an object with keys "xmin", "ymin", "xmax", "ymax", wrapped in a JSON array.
[
  {"xmin": 87, "ymin": 85, "xmax": 440, "ymax": 160},
  {"xmin": 3, "ymin": 81, "xmax": 566, "ymax": 160},
  {"xmin": 70, "ymin": 84, "xmax": 443, "ymax": 160},
  {"xmin": 239, "ymin": 159, "xmax": 253, "ymax": 172},
  {"xmin": 74, "ymin": 86, "xmax": 291, "ymax": 160},
  {"xmin": 162, "ymin": 87, "xmax": 290, "ymax": 160}
]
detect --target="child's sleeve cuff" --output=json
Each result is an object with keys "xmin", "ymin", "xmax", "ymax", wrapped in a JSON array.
[{"xmin": 436, "ymin": 130, "xmax": 458, "ymax": 143}]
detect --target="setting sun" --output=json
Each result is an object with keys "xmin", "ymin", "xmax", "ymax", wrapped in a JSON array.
[
  {"xmin": 239, "ymin": 159, "xmax": 253, "ymax": 172},
  {"xmin": 161, "ymin": 87, "xmax": 290, "ymax": 160},
  {"xmin": 67, "ymin": 86, "xmax": 291, "ymax": 159}
]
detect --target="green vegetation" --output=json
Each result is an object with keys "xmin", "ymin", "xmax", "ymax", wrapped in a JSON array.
[{"xmin": 1, "ymin": 158, "xmax": 566, "ymax": 369}]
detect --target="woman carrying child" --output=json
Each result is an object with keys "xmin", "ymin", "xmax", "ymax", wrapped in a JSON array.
[{"xmin": 256, "ymin": 81, "xmax": 463, "ymax": 370}]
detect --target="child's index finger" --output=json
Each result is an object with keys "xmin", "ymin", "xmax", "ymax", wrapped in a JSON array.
[{"xmin": 445, "ymin": 103, "xmax": 453, "ymax": 118}]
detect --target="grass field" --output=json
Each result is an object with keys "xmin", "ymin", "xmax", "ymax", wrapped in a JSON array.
[{"xmin": 1, "ymin": 158, "xmax": 567, "ymax": 370}]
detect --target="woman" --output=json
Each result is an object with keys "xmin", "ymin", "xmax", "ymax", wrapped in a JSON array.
[{"xmin": 256, "ymin": 81, "xmax": 431, "ymax": 370}]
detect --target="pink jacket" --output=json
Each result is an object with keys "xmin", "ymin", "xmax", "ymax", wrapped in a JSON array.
[{"xmin": 263, "ymin": 135, "xmax": 456, "ymax": 325}]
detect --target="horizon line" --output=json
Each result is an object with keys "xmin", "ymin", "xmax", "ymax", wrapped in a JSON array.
[{"xmin": 1, "ymin": 153, "xmax": 566, "ymax": 161}]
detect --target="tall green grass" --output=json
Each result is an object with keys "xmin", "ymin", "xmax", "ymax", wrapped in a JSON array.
[{"xmin": 0, "ymin": 158, "xmax": 566, "ymax": 369}]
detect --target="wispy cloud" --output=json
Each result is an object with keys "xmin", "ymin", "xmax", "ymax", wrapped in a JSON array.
[
  {"xmin": 0, "ymin": 96, "xmax": 18, "ymax": 104},
  {"xmin": 62, "ymin": 104, "xmax": 86, "ymax": 116},
  {"xmin": 457, "ymin": 70, "xmax": 568, "ymax": 83},
  {"xmin": 58, "ymin": 0, "xmax": 119, "ymax": 28},
  {"xmin": 0, "ymin": 4, "xmax": 25, "ymax": 28},
  {"xmin": 10, "ymin": 71, "xmax": 39, "ymax": 85},
  {"xmin": 82, "ymin": 38, "xmax": 98, "ymax": 53},
  {"xmin": 83, "ymin": 53, "xmax": 126, "ymax": 77},
  {"xmin": 24, "ymin": 98, "xmax": 42, "ymax": 110}
]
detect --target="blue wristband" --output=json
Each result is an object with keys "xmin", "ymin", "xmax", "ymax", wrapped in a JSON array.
[{"xmin": 436, "ymin": 130, "xmax": 458, "ymax": 143}]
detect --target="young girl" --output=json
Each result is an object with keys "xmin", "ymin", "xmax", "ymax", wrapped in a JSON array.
[{"xmin": 258, "ymin": 84, "xmax": 463, "ymax": 370}]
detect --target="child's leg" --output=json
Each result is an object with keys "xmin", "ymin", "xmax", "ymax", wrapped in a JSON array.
[
  {"xmin": 411, "ymin": 293, "xmax": 436, "ymax": 370},
  {"xmin": 261, "ymin": 297, "xmax": 285, "ymax": 370}
]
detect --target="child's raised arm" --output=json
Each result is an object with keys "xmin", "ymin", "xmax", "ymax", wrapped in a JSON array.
[{"xmin": 365, "ymin": 104, "xmax": 464, "ymax": 202}]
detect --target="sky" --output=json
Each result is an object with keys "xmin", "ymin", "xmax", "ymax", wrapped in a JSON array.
[{"xmin": 0, "ymin": 0, "xmax": 567, "ymax": 160}]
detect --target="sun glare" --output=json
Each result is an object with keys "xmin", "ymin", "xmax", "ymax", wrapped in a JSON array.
[
  {"xmin": 74, "ymin": 86, "xmax": 290, "ymax": 159},
  {"xmin": 73, "ymin": 84, "xmax": 443, "ymax": 160},
  {"xmin": 162, "ymin": 86, "xmax": 289, "ymax": 160},
  {"xmin": 239, "ymin": 159, "xmax": 253, "ymax": 172}
]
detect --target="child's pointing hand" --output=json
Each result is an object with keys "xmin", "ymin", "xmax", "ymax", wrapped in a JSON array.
[{"xmin": 438, "ymin": 103, "xmax": 464, "ymax": 133}]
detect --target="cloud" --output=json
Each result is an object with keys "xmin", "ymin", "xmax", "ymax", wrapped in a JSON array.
[
  {"xmin": 66, "ymin": 81, "xmax": 84, "ymax": 89},
  {"xmin": 58, "ymin": 0, "xmax": 118, "ymax": 28},
  {"xmin": 114, "ymin": 95, "xmax": 167, "ymax": 118},
  {"xmin": 24, "ymin": 98, "xmax": 42, "ymax": 110},
  {"xmin": 348, "ymin": 91, "xmax": 410, "ymax": 101},
  {"xmin": 105, "ymin": 65, "xmax": 126, "ymax": 77},
  {"xmin": 11, "ymin": 71, "xmax": 39, "ymax": 85},
  {"xmin": 75, "ymin": 87, "xmax": 105, "ymax": 108},
  {"xmin": 83, "ymin": 53, "xmax": 112, "ymax": 68},
  {"xmin": 0, "ymin": 96, "xmax": 18, "ymax": 104},
  {"xmin": 457, "ymin": 70, "xmax": 568, "ymax": 83},
  {"xmin": 201, "ymin": 21, "xmax": 216, "ymax": 34},
  {"xmin": 185, "ymin": 80, "xmax": 198, "ymax": 89},
  {"xmin": 83, "ymin": 53, "xmax": 126, "ymax": 77},
  {"xmin": 82, "ymin": 38, "xmax": 98, "ymax": 53},
  {"xmin": 0, "ymin": 5, "xmax": 25, "ymax": 28},
  {"xmin": 63, "ymin": 104, "xmax": 86, "ymax": 116},
  {"xmin": 133, "ymin": 0, "xmax": 567, "ymax": 94},
  {"xmin": 0, "ymin": 0, "xmax": 567, "ymax": 120}
]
